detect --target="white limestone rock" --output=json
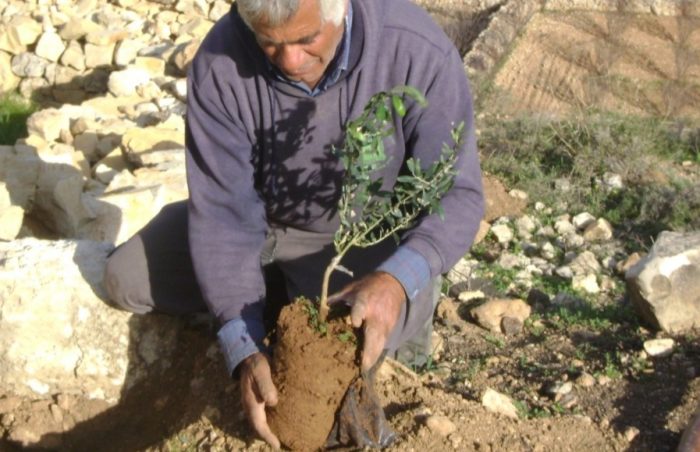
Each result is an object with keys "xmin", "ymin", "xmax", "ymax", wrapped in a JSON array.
[
  {"xmin": 0, "ymin": 238, "xmax": 182, "ymax": 402},
  {"xmin": 0, "ymin": 182, "xmax": 24, "ymax": 241},
  {"xmin": 107, "ymin": 67, "xmax": 151, "ymax": 97},
  {"xmin": 627, "ymin": 231, "xmax": 700, "ymax": 334},
  {"xmin": 26, "ymin": 108, "xmax": 70, "ymax": 143},
  {"xmin": 34, "ymin": 31, "xmax": 66, "ymax": 63}
]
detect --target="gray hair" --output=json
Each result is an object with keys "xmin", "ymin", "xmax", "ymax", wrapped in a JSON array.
[{"xmin": 238, "ymin": 0, "xmax": 345, "ymax": 28}]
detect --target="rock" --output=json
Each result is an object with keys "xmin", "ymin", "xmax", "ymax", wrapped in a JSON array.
[
  {"xmin": 11, "ymin": 52, "xmax": 48, "ymax": 78},
  {"xmin": 555, "ymin": 217, "xmax": 576, "ymax": 235},
  {"xmin": 515, "ymin": 215, "xmax": 537, "ymax": 238},
  {"xmin": 491, "ymin": 223, "xmax": 513, "ymax": 244},
  {"xmin": 32, "ymin": 163, "xmax": 95, "ymax": 237},
  {"xmin": 172, "ymin": 38, "xmax": 200, "ymax": 75},
  {"xmin": 26, "ymin": 108, "xmax": 70, "ymax": 143},
  {"xmin": 643, "ymin": 338, "xmax": 675, "ymax": 357},
  {"xmin": 7, "ymin": 16, "xmax": 42, "ymax": 48},
  {"xmin": 59, "ymin": 17, "xmax": 102, "ymax": 41},
  {"xmin": 583, "ymin": 218, "xmax": 614, "ymax": 242},
  {"xmin": 542, "ymin": 381, "xmax": 573, "ymax": 401},
  {"xmin": 626, "ymin": 231, "xmax": 700, "ymax": 333},
  {"xmin": 617, "ymin": 252, "xmax": 643, "ymax": 275},
  {"xmin": 458, "ymin": 290, "xmax": 485, "ymax": 302},
  {"xmin": 107, "ymin": 67, "xmax": 151, "ymax": 97},
  {"xmin": 0, "ymin": 396, "xmax": 22, "ymax": 414},
  {"xmin": 501, "ymin": 316, "xmax": 524, "ymax": 335},
  {"xmin": 572, "ymin": 273, "xmax": 600, "ymax": 294},
  {"xmin": 576, "ymin": 372, "xmax": 596, "ymax": 388},
  {"xmin": 624, "ymin": 426, "xmax": 640, "ymax": 442},
  {"xmin": 0, "ymin": 51, "xmax": 21, "ymax": 93},
  {"xmin": 0, "ymin": 183, "xmax": 24, "ymax": 241},
  {"xmin": 540, "ymin": 241, "xmax": 557, "ymax": 260},
  {"xmin": 572, "ymin": 212, "xmax": 596, "ymax": 230},
  {"xmin": 470, "ymin": 298, "xmax": 531, "ymax": 334},
  {"xmin": 120, "ymin": 126, "xmax": 185, "ymax": 166},
  {"xmin": 59, "ymin": 40, "xmax": 86, "ymax": 71},
  {"xmin": 84, "ymin": 42, "xmax": 116, "ymax": 68},
  {"xmin": 436, "ymin": 297, "xmax": 464, "ymax": 326},
  {"xmin": 0, "ymin": 239, "xmax": 183, "ymax": 402},
  {"xmin": 569, "ymin": 250, "xmax": 602, "ymax": 275},
  {"xmin": 425, "ymin": 415, "xmax": 457, "ymax": 436},
  {"xmin": 603, "ymin": 172, "xmax": 624, "ymax": 190},
  {"xmin": 555, "ymin": 265, "xmax": 574, "ymax": 279},
  {"xmin": 133, "ymin": 56, "xmax": 166, "ymax": 77},
  {"xmin": 114, "ymin": 38, "xmax": 142, "ymax": 66},
  {"xmin": 34, "ymin": 31, "xmax": 66, "ymax": 63},
  {"xmin": 482, "ymin": 388, "xmax": 519, "ymax": 419},
  {"xmin": 0, "ymin": 145, "xmax": 41, "ymax": 209}
]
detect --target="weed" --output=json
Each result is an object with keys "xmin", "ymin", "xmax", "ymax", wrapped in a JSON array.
[
  {"xmin": 478, "ymin": 112, "xmax": 700, "ymax": 248},
  {"xmin": 544, "ymin": 302, "xmax": 637, "ymax": 332},
  {"xmin": 0, "ymin": 93, "xmax": 35, "ymax": 145},
  {"xmin": 475, "ymin": 263, "xmax": 518, "ymax": 294},
  {"xmin": 483, "ymin": 333, "xmax": 505, "ymax": 349},
  {"xmin": 302, "ymin": 300, "xmax": 328, "ymax": 336},
  {"xmin": 337, "ymin": 331, "xmax": 355, "ymax": 344},
  {"xmin": 599, "ymin": 352, "xmax": 623, "ymax": 379}
]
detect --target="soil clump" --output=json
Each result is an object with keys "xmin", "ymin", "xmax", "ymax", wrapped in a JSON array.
[{"xmin": 267, "ymin": 300, "xmax": 358, "ymax": 451}]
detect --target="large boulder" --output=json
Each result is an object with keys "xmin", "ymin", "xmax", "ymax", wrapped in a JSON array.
[
  {"xmin": 626, "ymin": 231, "xmax": 700, "ymax": 333},
  {"xmin": 0, "ymin": 238, "xmax": 183, "ymax": 403}
]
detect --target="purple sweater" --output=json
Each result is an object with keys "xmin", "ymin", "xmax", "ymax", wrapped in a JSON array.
[{"xmin": 185, "ymin": 0, "xmax": 484, "ymax": 373}]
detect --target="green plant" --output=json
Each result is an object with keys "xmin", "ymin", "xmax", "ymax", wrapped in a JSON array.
[
  {"xmin": 0, "ymin": 93, "xmax": 35, "ymax": 145},
  {"xmin": 477, "ymin": 112, "xmax": 700, "ymax": 247},
  {"xmin": 483, "ymin": 333, "xmax": 505, "ymax": 349},
  {"xmin": 318, "ymin": 86, "xmax": 462, "ymax": 319}
]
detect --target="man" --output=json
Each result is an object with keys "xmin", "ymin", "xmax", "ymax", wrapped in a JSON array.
[{"xmin": 104, "ymin": 0, "xmax": 484, "ymax": 448}]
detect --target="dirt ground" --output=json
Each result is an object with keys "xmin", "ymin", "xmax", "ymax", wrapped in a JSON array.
[
  {"xmin": 2, "ymin": 7, "xmax": 700, "ymax": 452},
  {"xmin": 490, "ymin": 10, "xmax": 700, "ymax": 118}
]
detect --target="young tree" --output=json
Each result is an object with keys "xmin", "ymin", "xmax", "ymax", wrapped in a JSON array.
[{"xmin": 319, "ymin": 86, "xmax": 464, "ymax": 319}]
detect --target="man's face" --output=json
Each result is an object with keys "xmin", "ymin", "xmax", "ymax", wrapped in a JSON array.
[{"xmin": 252, "ymin": 0, "xmax": 346, "ymax": 89}]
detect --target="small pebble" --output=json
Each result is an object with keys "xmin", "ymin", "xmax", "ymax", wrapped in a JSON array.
[
  {"xmin": 624, "ymin": 426, "xmax": 640, "ymax": 442},
  {"xmin": 425, "ymin": 415, "xmax": 457, "ymax": 436}
]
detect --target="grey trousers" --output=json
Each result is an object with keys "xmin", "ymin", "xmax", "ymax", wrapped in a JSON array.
[{"xmin": 103, "ymin": 200, "xmax": 438, "ymax": 367}]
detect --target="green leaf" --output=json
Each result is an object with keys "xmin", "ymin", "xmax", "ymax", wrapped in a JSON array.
[{"xmin": 392, "ymin": 95, "xmax": 406, "ymax": 117}]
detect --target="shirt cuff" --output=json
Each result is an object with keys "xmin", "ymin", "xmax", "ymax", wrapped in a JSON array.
[
  {"xmin": 377, "ymin": 245, "xmax": 431, "ymax": 301},
  {"xmin": 217, "ymin": 317, "xmax": 267, "ymax": 377}
]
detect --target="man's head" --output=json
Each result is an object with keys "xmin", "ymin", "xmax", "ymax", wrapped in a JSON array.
[{"xmin": 238, "ymin": 0, "xmax": 348, "ymax": 89}]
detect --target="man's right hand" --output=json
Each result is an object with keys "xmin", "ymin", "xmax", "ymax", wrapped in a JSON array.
[{"xmin": 240, "ymin": 352, "xmax": 280, "ymax": 449}]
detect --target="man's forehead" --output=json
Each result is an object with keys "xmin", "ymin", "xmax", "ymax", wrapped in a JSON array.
[{"xmin": 252, "ymin": 0, "xmax": 323, "ymax": 44}]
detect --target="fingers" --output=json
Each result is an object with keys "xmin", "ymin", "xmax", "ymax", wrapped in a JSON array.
[
  {"xmin": 361, "ymin": 321, "xmax": 385, "ymax": 371},
  {"xmin": 251, "ymin": 357, "xmax": 278, "ymax": 406},
  {"xmin": 350, "ymin": 298, "xmax": 367, "ymax": 328},
  {"xmin": 326, "ymin": 285, "xmax": 353, "ymax": 305},
  {"xmin": 252, "ymin": 413, "xmax": 281, "ymax": 450},
  {"xmin": 241, "ymin": 354, "xmax": 281, "ymax": 449}
]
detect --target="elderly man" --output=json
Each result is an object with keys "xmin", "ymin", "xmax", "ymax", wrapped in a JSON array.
[{"xmin": 104, "ymin": 0, "xmax": 483, "ymax": 447}]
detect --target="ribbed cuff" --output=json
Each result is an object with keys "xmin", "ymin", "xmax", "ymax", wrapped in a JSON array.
[
  {"xmin": 217, "ymin": 317, "xmax": 266, "ymax": 377},
  {"xmin": 377, "ymin": 245, "xmax": 431, "ymax": 301}
]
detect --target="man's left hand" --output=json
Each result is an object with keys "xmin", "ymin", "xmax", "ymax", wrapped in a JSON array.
[{"xmin": 328, "ymin": 271, "xmax": 406, "ymax": 371}]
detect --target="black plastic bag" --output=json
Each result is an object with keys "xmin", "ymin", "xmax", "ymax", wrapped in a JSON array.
[{"xmin": 325, "ymin": 356, "xmax": 396, "ymax": 449}]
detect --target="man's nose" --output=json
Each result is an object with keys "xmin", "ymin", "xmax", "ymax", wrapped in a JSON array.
[{"xmin": 275, "ymin": 45, "xmax": 305, "ymax": 75}]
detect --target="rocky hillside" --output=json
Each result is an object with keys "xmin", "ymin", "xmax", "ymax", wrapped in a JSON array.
[{"xmin": 1, "ymin": 0, "xmax": 699, "ymax": 451}]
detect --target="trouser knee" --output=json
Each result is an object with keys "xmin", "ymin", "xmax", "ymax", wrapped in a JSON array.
[{"xmin": 103, "ymin": 243, "xmax": 153, "ymax": 315}]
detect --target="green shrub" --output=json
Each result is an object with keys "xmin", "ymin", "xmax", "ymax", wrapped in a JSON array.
[{"xmin": 0, "ymin": 93, "xmax": 35, "ymax": 145}]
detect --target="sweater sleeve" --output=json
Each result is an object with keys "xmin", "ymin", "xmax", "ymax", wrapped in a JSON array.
[
  {"xmin": 399, "ymin": 47, "xmax": 485, "ymax": 281},
  {"xmin": 185, "ymin": 61, "xmax": 269, "ymax": 370}
]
